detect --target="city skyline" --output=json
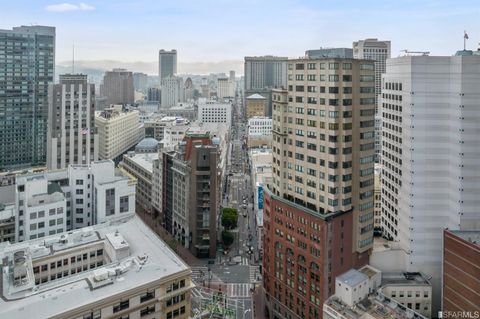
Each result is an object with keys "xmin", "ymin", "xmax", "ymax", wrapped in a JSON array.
[{"xmin": 2, "ymin": 0, "xmax": 479, "ymax": 74}]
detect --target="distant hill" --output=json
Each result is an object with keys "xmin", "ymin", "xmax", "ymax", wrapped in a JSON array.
[{"xmin": 56, "ymin": 59, "xmax": 244, "ymax": 80}]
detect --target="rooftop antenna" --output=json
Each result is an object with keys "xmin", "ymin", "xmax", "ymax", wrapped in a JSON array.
[{"xmin": 464, "ymin": 30, "xmax": 469, "ymax": 51}]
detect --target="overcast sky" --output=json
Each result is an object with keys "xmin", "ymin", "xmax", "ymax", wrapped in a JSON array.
[{"xmin": 2, "ymin": 0, "xmax": 479, "ymax": 73}]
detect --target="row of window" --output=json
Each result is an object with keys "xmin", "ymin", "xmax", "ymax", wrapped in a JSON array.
[{"xmin": 290, "ymin": 62, "xmax": 374, "ymax": 70}]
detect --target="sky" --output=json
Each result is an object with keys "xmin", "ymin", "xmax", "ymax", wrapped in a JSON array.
[{"xmin": 1, "ymin": 0, "xmax": 480, "ymax": 74}]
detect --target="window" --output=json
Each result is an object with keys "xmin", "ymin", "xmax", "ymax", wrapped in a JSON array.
[
  {"xmin": 328, "ymin": 63, "xmax": 339, "ymax": 70},
  {"xmin": 328, "ymin": 75, "xmax": 339, "ymax": 82},
  {"xmin": 342, "ymin": 75, "xmax": 352, "ymax": 82},
  {"xmin": 360, "ymin": 75, "xmax": 374, "ymax": 82},
  {"xmin": 113, "ymin": 300, "xmax": 130, "ymax": 313},
  {"xmin": 360, "ymin": 63, "xmax": 374, "ymax": 70},
  {"xmin": 140, "ymin": 306, "xmax": 156, "ymax": 317},
  {"xmin": 76, "ymin": 179, "xmax": 83, "ymax": 185},
  {"xmin": 120, "ymin": 196, "xmax": 129, "ymax": 213},
  {"xmin": 343, "ymin": 63, "xmax": 352, "ymax": 70},
  {"xmin": 140, "ymin": 291, "xmax": 155, "ymax": 303}
]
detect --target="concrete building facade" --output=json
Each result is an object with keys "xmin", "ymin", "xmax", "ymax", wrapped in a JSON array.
[
  {"xmin": 161, "ymin": 76, "xmax": 185, "ymax": 108},
  {"xmin": 353, "ymin": 39, "xmax": 391, "ymax": 113},
  {"xmin": 15, "ymin": 160, "xmax": 136, "ymax": 241},
  {"xmin": 197, "ymin": 100, "xmax": 232, "ymax": 128},
  {"xmin": 246, "ymin": 93, "xmax": 267, "ymax": 118},
  {"xmin": 380, "ymin": 54, "xmax": 480, "ymax": 312},
  {"xmin": 159, "ymin": 49, "xmax": 177, "ymax": 81},
  {"xmin": 119, "ymin": 152, "xmax": 158, "ymax": 214},
  {"xmin": 95, "ymin": 106, "xmax": 144, "ymax": 162},
  {"xmin": 0, "ymin": 25, "xmax": 55, "ymax": 170},
  {"xmin": 47, "ymin": 74, "xmax": 99, "ymax": 170},
  {"xmin": 101, "ymin": 69, "xmax": 135, "ymax": 106},
  {"xmin": 244, "ymin": 56, "xmax": 288, "ymax": 117}
]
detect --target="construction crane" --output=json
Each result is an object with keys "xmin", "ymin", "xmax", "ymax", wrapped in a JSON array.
[{"xmin": 400, "ymin": 50, "xmax": 430, "ymax": 56}]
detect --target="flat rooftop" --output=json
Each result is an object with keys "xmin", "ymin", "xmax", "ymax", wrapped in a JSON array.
[
  {"xmin": 448, "ymin": 230, "xmax": 480, "ymax": 247},
  {"xmin": 325, "ymin": 293, "xmax": 427, "ymax": 319},
  {"xmin": 124, "ymin": 152, "xmax": 159, "ymax": 174},
  {"xmin": 337, "ymin": 269, "xmax": 368, "ymax": 287},
  {"xmin": 382, "ymin": 272, "xmax": 431, "ymax": 286},
  {"xmin": 0, "ymin": 214, "xmax": 190, "ymax": 319}
]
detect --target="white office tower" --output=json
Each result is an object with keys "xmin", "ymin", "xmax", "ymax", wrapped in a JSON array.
[
  {"xmin": 161, "ymin": 76, "xmax": 185, "ymax": 108},
  {"xmin": 217, "ymin": 77, "xmax": 230, "ymax": 99},
  {"xmin": 15, "ymin": 160, "xmax": 136, "ymax": 241},
  {"xmin": 380, "ymin": 52, "xmax": 480, "ymax": 313},
  {"xmin": 0, "ymin": 214, "xmax": 192, "ymax": 319}
]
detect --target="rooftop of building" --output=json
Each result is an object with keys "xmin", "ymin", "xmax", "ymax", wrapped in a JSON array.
[
  {"xmin": 381, "ymin": 272, "xmax": 431, "ymax": 286},
  {"xmin": 337, "ymin": 269, "xmax": 368, "ymax": 287},
  {"xmin": 123, "ymin": 152, "xmax": 159, "ymax": 174},
  {"xmin": 0, "ymin": 202, "xmax": 15, "ymax": 222},
  {"xmin": 359, "ymin": 265, "xmax": 381, "ymax": 280},
  {"xmin": 135, "ymin": 137, "xmax": 159, "ymax": 151},
  {"xmin": 324, "ymin": 293, "xmax": 427, "ymax": 319},
  {"xmin": 0, "ymin": 214, "xmax": 190, "ymax": 319},
  {"xmin": 447, "ymin": 229, "xmax": 480, "ymax": 247},
  {"xmin": 246, "ymin": 93, "xmax": 266, "ymax": 100}
]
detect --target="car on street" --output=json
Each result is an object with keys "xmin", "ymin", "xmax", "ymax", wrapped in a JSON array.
[{"xmin": 242, "ymin": 204, "xmax": 247, "ymax": 209}]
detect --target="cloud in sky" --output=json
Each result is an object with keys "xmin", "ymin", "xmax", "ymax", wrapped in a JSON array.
[{"xmin": 45, "ymin": 2, "xmax": 95, "ymax": 12}]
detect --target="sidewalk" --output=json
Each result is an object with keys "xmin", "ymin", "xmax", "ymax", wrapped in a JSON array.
[
  {"xmin": 136, "ymin": 209, "xmax": 202, "ymax": 266},
  {"xmin": 252, "ymin": 285, "xmax": 266, "ymax": 319}
]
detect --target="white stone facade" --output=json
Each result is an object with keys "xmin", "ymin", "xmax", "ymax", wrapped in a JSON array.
[{"xmin": 380, "ymin": 54, "xmax": 480, "ymax": 312}]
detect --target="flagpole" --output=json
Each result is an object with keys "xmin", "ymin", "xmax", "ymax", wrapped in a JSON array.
[{"xmin": 464, "ymin": 30, "xmax": 467, "ymax": 51}]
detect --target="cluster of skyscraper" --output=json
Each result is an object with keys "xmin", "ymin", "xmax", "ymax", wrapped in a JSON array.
[{"xmin": 251, "ymin": 40, "xmax": 480, "ymax": 318}]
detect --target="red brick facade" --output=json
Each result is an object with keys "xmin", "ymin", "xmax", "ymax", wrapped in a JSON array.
[
  {"xmin": 262, "ymin": 191, "xmax": 363, "ymax": 319},
  {"xmin": 443, "ymin": 230, "xmax": 480, "ymax": 313}
]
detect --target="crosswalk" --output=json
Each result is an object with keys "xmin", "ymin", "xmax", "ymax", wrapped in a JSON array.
[
  {"xmin": 226, "ymin": 283, "xmax": 252, "ymax": 298},
  {"xmin": 191, "ymin": 266, "xmax": 208, "ymax": 283}
]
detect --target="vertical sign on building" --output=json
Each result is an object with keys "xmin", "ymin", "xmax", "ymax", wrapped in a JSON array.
[{"xmin": 257, "ymin": 185, "xmax": 264, "ymax": 209}]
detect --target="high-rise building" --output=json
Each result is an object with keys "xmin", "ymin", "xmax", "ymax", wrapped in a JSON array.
[
  {"xmin": 442, "ymin": 230, "xmax": 480, "ymax": 314},
  {"xmin": 159, "ymin": 49, "xmax": 177, "ymax": 81},
  {"xmin": 263, "ymin": 58, "xmax": 376, "ymax": 319},
  {"xmin": 133, "ymin": 72, "xmax": 148, "ymax": 92},
  {"xmin": 0, "ymin": 25, "xmax": 55, "ymax": 170},
  {"xmin": 353, "ymin": 39, "xmax": 391, "ymax": 112},
  {"xmin": 95, "ymin": 105, "xmax": 144, "ymax": 163},
  {"xmin": 47, "ymin": 74, "xmax": 99, "ymax": 170},
  {"xmin": 217, "ymin": 77, "xmax": 231, "ymax": 99},
  {"xmin": 161, "ymin": 76, "xmax": 185, "ymax": 108},
  {"xmin": 184, "ymin": 77, "xmax": 194, "ymax": 101},
  {"xmin": 353, "ymin": 39, "xmax": 391, "ymax": 163},
  {"xmin": 147, "ymin": 87, "xmax": 161, "ymax": 102},
  {"xmin": 100, "ymin": 69, "xmax": 135, "ymax": 106},
  {"xmin": 244, "ymin": 56, "xmax": 288, "ymax": 116},
  {"xmin": 0, "ymin": 214, "xmax": 192, "ymax": 319},
  {"xmin": 380, "ymin": 53, "xmax": 480, "ymax": 313}
]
